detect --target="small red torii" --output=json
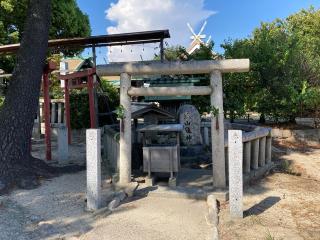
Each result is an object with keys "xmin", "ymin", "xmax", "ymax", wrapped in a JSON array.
[
  {"xmin": 42, "ymin": 61, "xmax": 98, "ymax": 161},
  {"xmin": 59, "ymin": 67, "xmax": 98, "ymax": 144}
]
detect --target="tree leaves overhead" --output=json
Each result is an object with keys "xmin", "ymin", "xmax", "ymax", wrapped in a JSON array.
[
  {"xmin": 50, "ymin": 0, "xmax": 90, "ymax": 39},
  {"xmin": 0, "ymin": 0, "xmax": 91, "ymax": 72}
]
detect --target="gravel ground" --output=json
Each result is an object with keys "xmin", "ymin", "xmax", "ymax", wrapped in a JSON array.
[
  {"xmin": 0, "ymin": 171, "xmax": 211, "ymax": 240},
  {"xmin": 10, "ymin": 132, "xmax": 212, "ymax": 239},
  {"xmin": 2, "ymin": 135, "xmax": 319, "ymax": 239},
  {"xmin": 0, "ymin": 172, "xmax": 93, "ymax": 240},
  {"xmin": 80, "ymin": 196, "xmax": 211, "ymax": 240},
  {"xmin": 219, "ymin": 146, "xmax": 320, "ymax": 240}
]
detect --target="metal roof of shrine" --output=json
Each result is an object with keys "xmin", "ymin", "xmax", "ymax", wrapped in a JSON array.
[
  {"xmin": 131, "ymin": 102, "xmax": 175, "ymax": 119},
  {"xmin": 137, "ymin": 124, "xmax": 183, "ymax": 132},
  {"xmin": 0, "ymin": 30, "xmax": 170, "ymax": 55}
]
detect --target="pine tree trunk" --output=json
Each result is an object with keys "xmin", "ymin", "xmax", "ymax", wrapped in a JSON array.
[{"xmin": 0, "ymin": 0, "xmax": 53, "ymax": 192}]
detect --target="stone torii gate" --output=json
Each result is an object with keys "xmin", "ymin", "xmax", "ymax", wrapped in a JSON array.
[{"xmin": 97, "ymin": 59, "xmax": 250, "ymax": 188}]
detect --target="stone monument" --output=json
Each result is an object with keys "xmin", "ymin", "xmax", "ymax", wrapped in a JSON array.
[{"xmin": 178, "ymin": 104, "xmax": 202, "ymax": 146}]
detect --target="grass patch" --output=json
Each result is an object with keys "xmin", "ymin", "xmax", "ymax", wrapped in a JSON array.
[
  {"xmin": 265, "ymin": 230, "xmax": 275, "ymax": 240},
  {"xmin": 276, "ymin": 160, "xmax": 301, "ymax": 176}
]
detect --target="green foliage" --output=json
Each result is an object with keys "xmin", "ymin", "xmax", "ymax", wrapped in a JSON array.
[
  {"xmin": 154, "ymin": 45, "xmax": 189, "ymax": 61},
  {"xmin": 0, "ymin": 96, "xmax": 4, "ymax": 108},
  {"xmin": 50, "ymin": 0, "xmax": 90, "ymax": 39},
  {"xmin": 0, "ymin": 0, "xmax": 91, "ymax": 73},
  {"xmin": 222, "ymin": 7, "xmax": 320, "ymax": 123},
  {"xmin": 100, "ymin": 79, "xmax": 120, "ymax": 108},
  {"xmin": 222, "ymin": 39, "xmax": 256, "ymax": 120},
  {"xmin": 153, "ymin": 42, "xmax": 220, "ymax": 113},
  {"xmin": 115, "ymin": 105, "xmax": 125, "ymax": 120},
  {"xmin": 303, "ymin": 87, "xmax": 320, "ymax": 110},
  {"xmin": 286, "ymin": 6, "xmax": 320, "ymax": 86},
  {"xmin": 50, "ymin": 0, "xmax": 91, "ymax": 56},
  {"xmin": 191, "ymin": 41, "xmax": 217, "ymax": 60},
  {"xmin": 69, "ymin": 91, "xmax": 90, "ymax": 129},
  {"xmin": 154, "ymin": 8, "xmax": 320, "ymax": 123},
  {"xmin": 48, "ymin": 54, "xmax": 64, "ymax": 99},
  {"xmin": 69, "ymin": 80, "xmax": 120, "ymax": 129},
  {"xmin": 209, "ymin": 106, "xmax": 219, "ymax": 117}
]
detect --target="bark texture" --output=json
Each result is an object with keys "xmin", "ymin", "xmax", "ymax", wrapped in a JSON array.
[{"xmin": 0, "ymin": 0, "xmax": 53, "ymax": 193}]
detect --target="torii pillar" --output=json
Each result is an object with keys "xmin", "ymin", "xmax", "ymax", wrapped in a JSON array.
[{"xmin": 43, "ymin": 61, "xmax": 57, "ymax": 161}]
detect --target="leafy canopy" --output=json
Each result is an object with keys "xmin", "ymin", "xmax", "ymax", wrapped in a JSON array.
[{"xmin": 0, "ymin": 0, "xmax": 91, "ymax": 73}]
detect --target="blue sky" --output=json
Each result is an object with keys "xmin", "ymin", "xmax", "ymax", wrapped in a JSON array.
[{"xmin": 76, "ymin": 0, "xmax": 320, "ymax": 63}]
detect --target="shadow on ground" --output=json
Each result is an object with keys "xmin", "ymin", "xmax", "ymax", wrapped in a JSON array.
[{"xmin": 244, "ymin": 196, "xmax": 281, "ymax": 217}]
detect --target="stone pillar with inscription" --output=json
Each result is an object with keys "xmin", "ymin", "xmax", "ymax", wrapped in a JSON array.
[
  {"xmin": 178, "ymin": 105, "xmax": 205, "ymax": 165},
  {"xmin": 178, "ymin": 104, "xmax": 202, "ymax": 146}
]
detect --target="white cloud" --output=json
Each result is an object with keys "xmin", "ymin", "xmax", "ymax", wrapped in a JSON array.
[{"xmin": 105, "ymin": 0, "xmax": 215, "ymax": 62}]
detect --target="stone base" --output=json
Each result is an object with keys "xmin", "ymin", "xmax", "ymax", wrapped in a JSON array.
[
  {"xmin": 145, "ymin": 177, "xmax": 155, "ymax": 187},
  {"xmin": 168, "ymin": 177, "xmax": 177, "ymax": 188},
  {"xmin": 244, "ymin": 162, "xmax": 275, "ymax": 185},
  {"xmin": 203, "ymin": 187, "xmax": 229, "ymax": 202},
  {"xmin": 112, "ymin": 174, "xmax": 119, "ymax": 184}
]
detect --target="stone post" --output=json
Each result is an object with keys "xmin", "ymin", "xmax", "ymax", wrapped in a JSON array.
[
  {"xmin": 51, "ymin": 103, "xmax": 56, "ymax": 123},
  {"xmin": 119, "ymin": 73, "xmax": 132, "ymax": 185},
  {"xmin": 243, "ymin": 141, "xmax": 251, "ymax": 173},
  {"xmin": 251, "ymin": 139, "xmax": 259, "ymax": 170},
  {"xmin": 266, "ymin": 136, "xmax": 272, "ymax": 164},
  {"xmin": 228, "ymin": 130, "xmax": 243, "ymax": 219},
  {"xmin": 57, "ymin": 125, "xmax": 68, "ymax": 163},
  {"xmin": 258, "ymin": 137, "xmax": 266, "ymax": 167},
  {"xmin": 86, "ymin": 129, "xmax": 102, "ymax": 210},
  {"xmin": 210, "ymin": 71, "xmax": 226, "ymax": 188},
  {"xmin": 58, "ymin": 103, "xmax": 62, "ymax": 123},
  {"xmin": 204, "ymin": 126, "xmax": 209, "ymax": 146}
]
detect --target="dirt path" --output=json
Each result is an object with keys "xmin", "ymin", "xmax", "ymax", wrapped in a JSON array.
[
  {"xmin": 0, "ymin": 172, "xmax": 93, "ymax": 240},
  {"xmin": 80, "ymin": 197, "xmax": 211, "ymax": 240},
  {"xmin": 1, "ymin": 138, "xmax": 319, "ymax": 239},
  {"xmin": 0, "ymin": 171, "xmax": 211, "ymax": 240},
  {"xmin": 219, "ymin": 147, "xmax": 320, "ymax": 240}
]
